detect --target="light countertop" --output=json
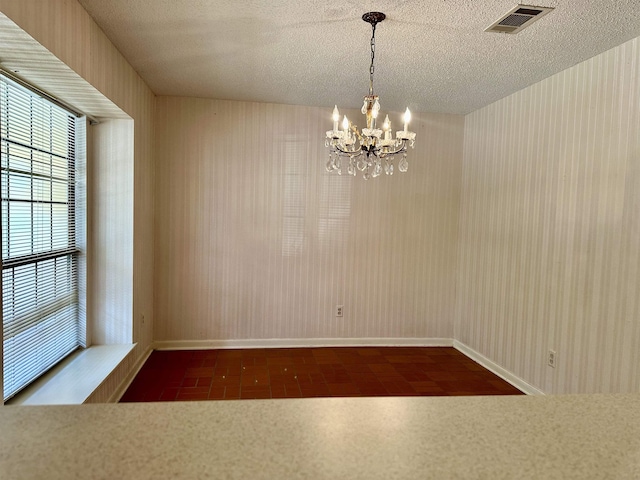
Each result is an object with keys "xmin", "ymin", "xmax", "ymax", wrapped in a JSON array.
[{"xmin": 1, "ymin": 394, "xmax": 639, "ymax": 479}]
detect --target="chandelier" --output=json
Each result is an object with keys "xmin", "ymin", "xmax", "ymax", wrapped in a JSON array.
[{"xmin": 325, "ymin": 12, "xmax": 416, "ymax": 180}]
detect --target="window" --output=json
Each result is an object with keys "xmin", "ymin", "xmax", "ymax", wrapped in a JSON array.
[{"xmin": 1, "ymin": 74, "xmax": 85, "ymax": 401}]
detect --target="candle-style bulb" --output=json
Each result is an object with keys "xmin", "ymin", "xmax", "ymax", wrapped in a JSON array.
[
  {"xmin": 383, "ymin": 114, "xmax": 391, "ymax": 140},
  {"xmin": 332, "ymin": 105, "xmax": 340, "ymax": 122},
  {"xmin": 403, "ymin": 108, "xmax": 411, "ymax": 133},
  {"xmin": 332, "ymin": 105, "xmax": 340, "ymax": 132},
  {"xmin": 342, "ymin": 116, "xmax": 349, "ymax": 131},
  {"xmin": 371, "ymin": 99, "xmax": 380, "ymax": 121}
]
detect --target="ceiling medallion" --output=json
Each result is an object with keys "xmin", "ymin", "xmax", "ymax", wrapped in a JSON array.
[{"xmin": 325, "ymin": 12, "xmax": 415, "ymax": 180}]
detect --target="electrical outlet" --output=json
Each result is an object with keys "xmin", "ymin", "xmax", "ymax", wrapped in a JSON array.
[
  {"xmin": 548, "ymin": 349, "xmax": 556, "ymax": 368},
  {"xmin": 335, "ymin": 305, "xmax": 343, "ymax": 317}
]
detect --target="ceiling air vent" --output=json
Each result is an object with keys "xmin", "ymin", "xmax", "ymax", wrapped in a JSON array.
[{"xmin": 485, "ymin": 4, "xmax": 553, "ymax": 34}]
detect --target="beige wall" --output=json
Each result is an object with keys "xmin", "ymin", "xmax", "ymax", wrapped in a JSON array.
[
  {"xmin": 0, "ymin": 0, "xmax": 155, "ymax": 401},
  {"xmin": 456, "ymin": 37, "xmax": 640, "ymax": 394},
  {"xmin": 155, "ymin": 96, "xmax": 463, "ymax": 342}
]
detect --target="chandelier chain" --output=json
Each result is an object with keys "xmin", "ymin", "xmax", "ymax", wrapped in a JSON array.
[{"xmin": 369, "ymin": 23, "xmax": 376, "ymax": 95}]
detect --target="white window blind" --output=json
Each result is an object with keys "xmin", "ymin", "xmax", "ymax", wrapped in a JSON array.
[{"xmin": 1, "ymin": 74, "xmax": 84, "ymax": 401}]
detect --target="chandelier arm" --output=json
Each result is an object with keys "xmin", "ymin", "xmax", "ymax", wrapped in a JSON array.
[
  {"xmin": 378, "ymin": 151, "xmax": 405, "ymax": 159},
  {"xmin": 334, "ymin": 145, "xmax": 364, "ymax": 157},
  {"xmin": 378, "ymin": 142, "xmax": 408, "ymax": 158}
]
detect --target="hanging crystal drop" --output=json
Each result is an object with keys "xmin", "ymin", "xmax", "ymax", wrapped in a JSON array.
[
  {"xmin": 335, "ymin": 156, "xmax": 342, "ymax": 175},
  {"xmin": 348, "ymin": 157, "xmax": 356, "ymax": 176},
  {"xmin": 398, "ymin": 153, "xmax": 408, "ymax": 173},
  {"xmin": 326, "ymin": 154, "xmax": 334, "ymax": 172},
  {"xmin": 363, "ymin": 168, "xmax": 371, "ymax": 180},
  {"xmin": 383, "ymin": 156, "xmax": 394, "ymax": 175},
  {"xmin": 361, "ymin": 100, "xmax": 368, "ymax": 115},
  {"xmin": 357, "ymin": 158, "xmax": 367, "ymax": 171},
  {"xmin": 372, "ymin": 160, "xmax": 382, "ymax": 177}
]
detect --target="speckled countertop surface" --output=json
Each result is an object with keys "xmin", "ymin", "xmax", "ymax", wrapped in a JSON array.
[{"xmin": 1, "ymin": 394, "xmax": 639, "ymax": 479}]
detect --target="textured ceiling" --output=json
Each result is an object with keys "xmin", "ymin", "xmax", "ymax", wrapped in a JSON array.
[{"xmin": 76, "ymin": 0, "xmax": 640, "ymax": 115}]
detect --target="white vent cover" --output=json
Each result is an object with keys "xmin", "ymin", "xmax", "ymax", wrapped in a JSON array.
[{"xmin": 485, "ymin": 4, "xmax": 554, "ymax": 34}]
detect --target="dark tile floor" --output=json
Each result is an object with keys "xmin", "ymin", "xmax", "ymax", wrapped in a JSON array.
[{"xmin": 120, "ymin": 347, "xmax": 523, "ymax": 402}]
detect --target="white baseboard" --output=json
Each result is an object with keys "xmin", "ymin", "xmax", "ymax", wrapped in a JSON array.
[
  {"xmin": 153, "ymin": 337, "xmax": 454, "ymax": 351},
  {"xmin": 106, "ymin": 344, "xmax": 154, "ymax": 403},
  {"xmin": 453, "ymin": 340, "xmax": 545, "ymax": 395}
]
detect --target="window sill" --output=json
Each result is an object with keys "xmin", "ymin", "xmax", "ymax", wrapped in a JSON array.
[{"xmin": 6, "ymin": 344, "xmax": 135, "ymax": 405}]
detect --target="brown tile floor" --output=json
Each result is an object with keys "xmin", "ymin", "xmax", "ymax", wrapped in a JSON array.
[{"xmin": 120, "ymin": 347, "xmax": 523, "ymax": 402}]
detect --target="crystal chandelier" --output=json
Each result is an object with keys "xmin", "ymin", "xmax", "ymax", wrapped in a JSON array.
[{"xmin": 325, "ymin": 12, "xmax": 416, "ymax": 180}]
